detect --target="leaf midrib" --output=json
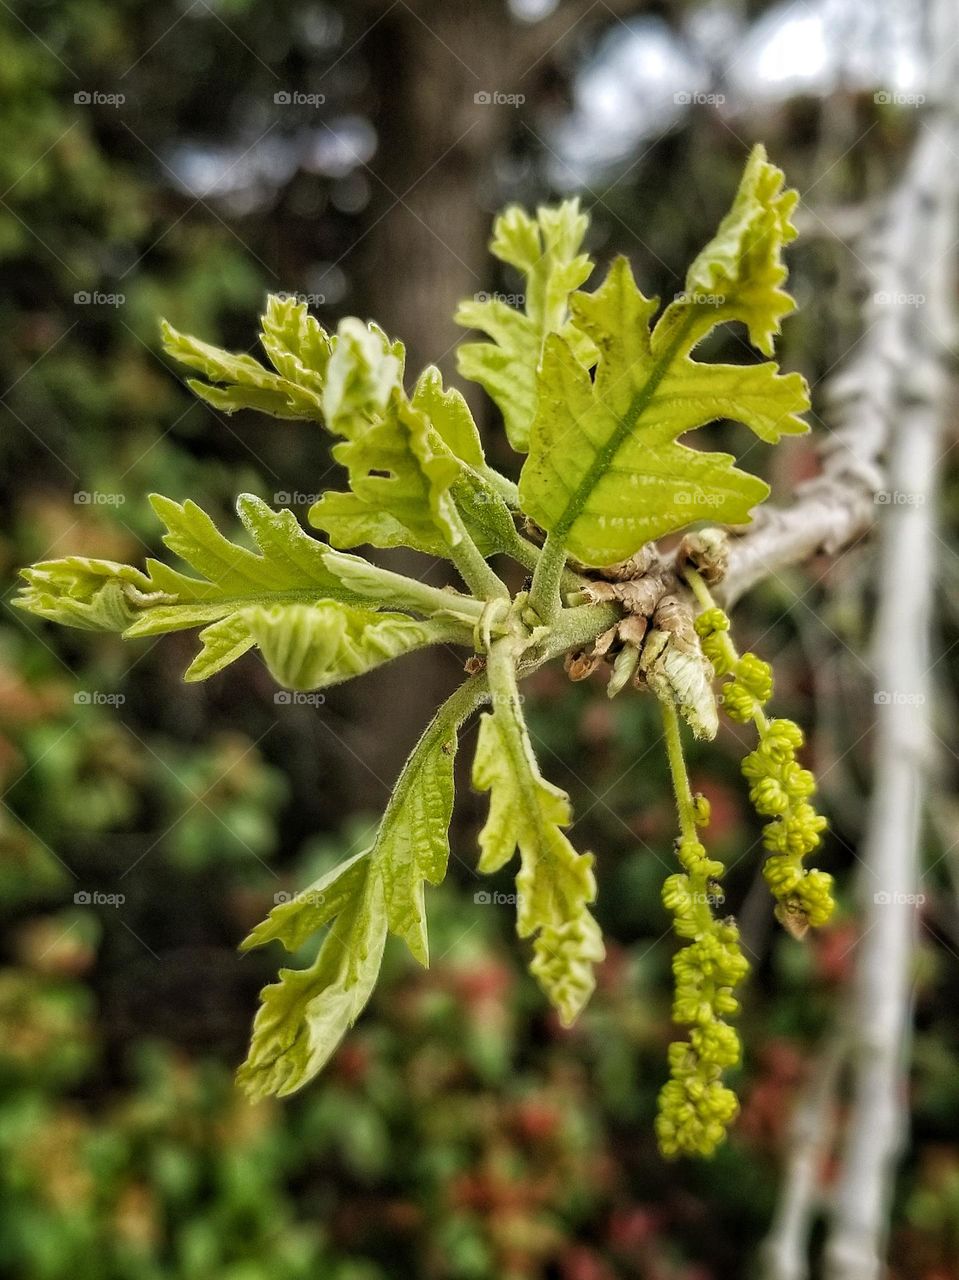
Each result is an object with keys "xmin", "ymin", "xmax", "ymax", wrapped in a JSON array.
[{"xmin": 551, "ymin": 310, "xmax": 697, "ymax": 541}]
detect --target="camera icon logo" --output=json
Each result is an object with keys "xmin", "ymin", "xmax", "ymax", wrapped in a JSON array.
[
  {"xmin": 273, "ymin": 891, "xmax": 293, "ymax": 904},
  {"xmin": 74, "ymin": 91, "xmax": 92, "ymax": 104},
  {"xmin": 474, "ymin": 91, "xmax": 491, "ymax": 105},
  {"xmin": 74, "ymin": 890, "xmax": 92, "ymax": 904},
  {"xmin": 274, "ymin": 691, "xmax": 292, "ymax": 705},
  {"xmin": 74, "ymin": 691, "xmax": 92, "ymax": 704},
  {"xmin": 473, "ymin": 890, "xmax": 491, "ymax": 904},
  {"xmin": 274, "ymin": 91, "xmax": 292, "ymax": 105}
]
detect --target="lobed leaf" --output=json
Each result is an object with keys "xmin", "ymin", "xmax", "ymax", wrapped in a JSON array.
[
  {"xmin": 653, "ymin": 143, "xmax": 799, "ymax": 357},
  {"xmin": 236, "ymin": 865, "xmax": 389, "ymax": 1099},
  {"xmin": 242, "ymin": 601, "xmax": 463, "ymax": 691},
  {"xmin": 472, "ymin": 694, "xmax": 604, "ymax": 1026},
  {"xmin": 161, "ymin": 296, "xmax": 332, "ymax": 419},
  {"xmin": 238, "ymin": 694, "xmax": 461, "ymax": 1098},
  {"xmin": 519, "ymin": 149, "xmax": 808, "ymax": 567},
  {"xmin": 455, "ymin": 199, "xmax": 595, "ymax": 451},
  {"xmin": 16, "ymin": 494, "xmax": 419, "ymax": 691}
]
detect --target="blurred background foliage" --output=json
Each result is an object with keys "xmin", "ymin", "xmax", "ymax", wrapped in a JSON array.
[{"xmin": 2, "ymin": 0, "xmax": 958, "ymax": 1276}]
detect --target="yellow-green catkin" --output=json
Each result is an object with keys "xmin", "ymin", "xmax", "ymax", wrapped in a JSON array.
[
  {"xmin": 656, "ymin": 706, "xmax": 749, "ymax": 1159},
  {"xmin": 694, "ymin": 604, "xmax": 835, "ymax": 938}
]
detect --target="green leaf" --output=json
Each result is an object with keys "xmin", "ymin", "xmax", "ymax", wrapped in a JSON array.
[
  {"xmin": 15, "ymin": 494, "xmax": 369, "ymax": 674},
  {"xmin": 14, "ymin": 558, "xmax": 157, "ymax": 631},
  {"xmin": 518, "ymin": 164, "xmax": 808, "ymax": 567},
  {"xmin": 653, "ymin": 143, "xmax": 799, "ymax": 358},
  {"xmin": 455, "ymin": 199, "xmax": 595, "ymax": 451},
  {"xmin": 240, "ymin": 848, "xmax": 372, "ymax": 953},
  {"xmin": 185, "ymin": 614, "xmax": 257, "ymax": 681},
  {"xmin": 259, "ymin": 294, "xmax": 333, "ymax": 393},
  {"xmin": 411, "ymin": 365, "xmax": 485, "ymax": 470},
  {"xmin": 309, "ymin": 319, "xmax": 463, "ymax": 555},
  {"xmin": 410, "ymin": 367, "xmax": 523, "ymax": 557},
  {"xmin": 471, "ymin": 682, "xmax": 604, "ymax": 1026},
  {"xmin": 236, "ymin": 864, "xmax": 388, "ymax": 1099},
  {"xmin": 238, "ymin": 690, "xmax": 462, "ymax": 1099},
  {"xmin": 166, "ymin": 302, "xmax": 519, "ymax": 563},
  {"xmin": 161, "ymin": 298, "xmax": 331, "ymax": 419},
  {"xmin": 241, "ymin": 601, "xmax": 464, "ymax": 691}
]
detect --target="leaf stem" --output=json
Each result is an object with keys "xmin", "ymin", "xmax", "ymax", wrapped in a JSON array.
[
  {"xmin": 527, "ymin": 529, "xmax": 568, "ymax": 623},
  {"xmin": 479, "ymin": 466, "xmax": 520, "ymax": 507},
  {"xmin": 324, "ymin": 549, "xmax": 488, "ymax": 621},
  {"xmin": 448, "ymin": 511, "xmax": 510, "ymax": 601}
]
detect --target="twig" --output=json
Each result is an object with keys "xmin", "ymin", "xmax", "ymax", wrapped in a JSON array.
[{"xmin": 761, "ymin": 1034, "xmax": 847, "ymax": 1280}]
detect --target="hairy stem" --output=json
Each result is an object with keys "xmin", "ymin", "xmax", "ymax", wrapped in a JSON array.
[
  {"xmin": 447, "ymin": 510, "xmax": 510, "ymax": 601},
  {"xmin": 527, "ymin": 529, "xmax": 569, "ymax": 623},
  {"xmin": 324, "ymin": 549, "xmax": 489, "ymax": 621}
]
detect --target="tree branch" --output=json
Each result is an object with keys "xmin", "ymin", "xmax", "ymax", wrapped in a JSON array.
[
  {"xmin": 823, "ymin": 127, "xmax": 955, "ymax": 1280},
  {"xmin": 761, "ymin": 1034, "xmax": 847, "ymax": 1280},
  {"xmin": 820, "ymin": 6, "xmax": 958, "ymax": 1272}
]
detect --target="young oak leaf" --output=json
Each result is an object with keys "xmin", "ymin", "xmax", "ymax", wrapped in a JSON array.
[
  {"xmin": 471, "ymin": 704, "xmax": 604, "ymax": 1026},
  {"xmin": 308, "ymin": 319, "xmax": 464, "ymax": 555},
  {"xmin": 167, "ymin": 301, "xmax": 517, "ymax": 562},
  {"xmin": 518, "ymin": 152, "xmax": 808, "ymax": 568},
  {"xmin": 15, "ymin": 493, "xmax": 369, "ymax": 679},
  {"xmin": 161, "ymin": 296, "xmax": 332, "ymax": 420},
  {"xmin": 411, "ymin": 364, "xmax": 486, "ymax": 472},
  {"xmin": 259, "ymin": 293, "xmax": 334, "ymax": 394},
  {"xmin": 236, "ymin": 863, "xmax": 389, "ymax": 1100},
  {"xmin": 237, "ymin": 702, "xmax": 459, "ymax": 1098},
  {"xmin": 653, "ymin": 143, "xmax": 799, "ymax": 358},
  {"xmin": 241, "ymin": 601, "xmax": 465, "ymax": 691},
  {"xmin": 455, "ymin": 199, "xmax": 596, "ymax": 451}
]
